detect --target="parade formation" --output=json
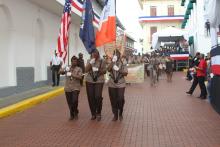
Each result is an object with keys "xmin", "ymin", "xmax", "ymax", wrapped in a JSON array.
[{"xmin": 0, "ymin": 0, "xmax": 220, "ymax": 146}]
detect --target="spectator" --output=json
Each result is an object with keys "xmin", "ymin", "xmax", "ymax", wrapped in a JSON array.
[
  {"xmin": 78, "ymin": 53, "xmax": 85, "ymax": 86},
  {"xmin": 50, "ymin": 50, "xmax": 63, "ymax": 87}
]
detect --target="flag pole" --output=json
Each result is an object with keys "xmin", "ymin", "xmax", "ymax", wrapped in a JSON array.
[
  {"xmin": 68, "ymin": 37, "xmax": 70, "ymax": 66},
  {"xmin": 68, "ymin": 1, "xmax": 71, "ymax": 66},
  {"xmin": 114, "ymin": 0, "xmax": 117, "ymax": 54}
]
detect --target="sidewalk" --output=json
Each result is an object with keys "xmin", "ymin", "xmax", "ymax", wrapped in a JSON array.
[
  {"xmin": 0, "ymin": 86, "xmax": 62, "ymax": 109},
  {"xmin": 0, "ymin": 72, "xmax": 220, "ymax": 147}
]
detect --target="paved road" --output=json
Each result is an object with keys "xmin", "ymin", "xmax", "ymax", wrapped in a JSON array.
[{"xmin": 0, "ymin": 72, "xmax": 220, "ymax": 147}]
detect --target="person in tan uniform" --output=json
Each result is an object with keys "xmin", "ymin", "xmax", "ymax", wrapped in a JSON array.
[
  {"xmin": 149, "ymin": 53, "xmax": 158, "ymax": 86},
  {"xmin": 59, "ymin": 56, "xmax": 83, "ymax": 120},
  {"xmin": 165, "ymin": 56, "xmax": 174, "ymax": 82},
  {"xmin": 107, "ymin": 49, "xmax": 128, "ymax": 121},
  {"xmin": 85, "ymin": 49, "xmax": 106, "ymax": 121}
]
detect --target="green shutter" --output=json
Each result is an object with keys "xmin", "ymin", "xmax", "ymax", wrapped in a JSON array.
[
  {"xmin": 181, "ymin": 0, "xmax": 186, "ymax": 6},
  {"xmin": 190, "ymin": 0, "xmax": 196, "ymax": 3},
  {"xmin": 188, "ymin": 36, "xmax": 194, "ymax": 45},
  {"xmin": 181, "ymin": 1, "xmax": 185, "ymax": 6},
  {"xmin": 184, "ymin": 14, "xmax": 189, "ymax": 20},
  {"xmin": 185, "ymin": 9, "xmax": 191, "ymax": 15},
  {"xmin": 187, "ymin": 2, "xmax": 193, "ymax": 10}
]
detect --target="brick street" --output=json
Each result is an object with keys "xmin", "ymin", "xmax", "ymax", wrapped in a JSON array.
[{"xmin": 0, "ymin": 72, "xmax": 220, "ymax": 147}]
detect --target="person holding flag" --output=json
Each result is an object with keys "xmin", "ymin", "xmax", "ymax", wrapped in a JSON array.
[
  {"xmin": 59, "ymin": 56, "xmax": 83, "ymax": 120},
  {"xmin": 85, "ymin": 49, "xmax": 106, "ymax": 121},
  {"xmin": 107, "ymin": 49, "xmax": 128, "ymax": 121},
  {"xmin": 79, "ymin": 0, "xmax": 106, "ymax": 121}
]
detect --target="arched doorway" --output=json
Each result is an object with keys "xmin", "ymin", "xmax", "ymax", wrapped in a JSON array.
[
  {"xmin": 34, "ymin": 18, "xmax": 45, "ymax": 82},
  {"xmin": 0, "ymin": 5, "xmax": 13, "ymax": 88}
]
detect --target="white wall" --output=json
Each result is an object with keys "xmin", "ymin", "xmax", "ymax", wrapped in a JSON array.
[
  {"xmin": 0, "ymin": 0, "xmax": 95, "ymax": 88},
  {"xmin": 184, "ymin": 0, "xmax": 211, "ymax": 55},
  {"xmin": 0, "ymin": 3, "xmax": 15, "ymax": 87},
  {"xmin": 196, "ymin": 0, "xmax": 211, "ymax": 54},
  {"xmin": 143, "ymin": 0, "xmax": 184, "ymax": 16}
]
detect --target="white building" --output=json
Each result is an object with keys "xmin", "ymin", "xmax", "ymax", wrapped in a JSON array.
[
  {"xmin": 180, "ymin": 0, "xmax": 216, "ymax": 55},
  {"xmin": 139, "ymin": 0, "xmax": 184, "ymax": 53},
  {"xmin": 0, "ymin": 0, "xmax": 103, "ymax": 96}
]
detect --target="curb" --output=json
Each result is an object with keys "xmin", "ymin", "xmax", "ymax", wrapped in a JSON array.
[{"xmin": 0, "ymin": 87, "xmax": 64, "ymax": 119}]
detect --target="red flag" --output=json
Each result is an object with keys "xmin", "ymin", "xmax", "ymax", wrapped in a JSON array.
[
  {"xmin": 57, "ymin": 0, "xmax": 72, "ymax": 63},
  {"xmin": 96, "ymin": 0, "xmax": 116, "ymax": 47}
]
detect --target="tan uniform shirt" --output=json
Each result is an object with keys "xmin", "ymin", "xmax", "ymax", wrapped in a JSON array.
[
  {"xmin": 149, "ymin": 57, "xmax": 157, "ymax": 69},
  {"xmin": 64, "ymin": 66, "xmax": 82, "ymax": 92},
  {"xmin": 108, "ymin": 60, "xmax": 128, "ymax": 88},
  {"xmin": 85, "ymin": 59, "xmax": 106, "ymax": 83}
]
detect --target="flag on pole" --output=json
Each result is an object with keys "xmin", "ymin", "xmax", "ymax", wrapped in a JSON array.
[
  {"xmin": 79, "ymin": 0, "xmax": 96, "ymax": 54},
  {"xmin": 57, "ymin": 0, "xmax": 72, "ymax": 63},
  {"xmin": 211, "ymin": 45, "xmax": 220, "ymax": 75},
  {"xmin": 95, "ymin": 0, "xmax": 116, "ymax": 47}
]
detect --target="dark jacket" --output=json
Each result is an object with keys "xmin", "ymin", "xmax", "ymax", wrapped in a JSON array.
[{"xmin": 78, "ymin": 58, "xmax": 85, "ymax": 73}]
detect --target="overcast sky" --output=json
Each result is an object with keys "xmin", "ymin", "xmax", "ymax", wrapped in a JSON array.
[
  {"xmin": 116, "ymin": 0, "xmax": 143, "ymax": 52},
  {"xmin": 116, "ymin": 0, "xmax": 143, "ymax": 40}
]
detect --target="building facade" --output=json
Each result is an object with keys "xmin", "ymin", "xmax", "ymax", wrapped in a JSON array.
[
  {"xmin": 125, "ymin": 34, "xmax": 136, "ymax": 56},
  {"xmin": 0, "ymin": 0, "xmax": 104, "ymax": 96},
  {"xmin": 139, "ymin": 0, "xmax": 184, "ymax": 53},
  {"xmin": 180, "ymin": 0, "xmax": 220, "ymax": 55}
]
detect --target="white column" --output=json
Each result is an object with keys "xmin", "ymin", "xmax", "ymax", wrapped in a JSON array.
[{"xmin": 210, "ymin": 27, "xmax": 218, "ymax": 47}]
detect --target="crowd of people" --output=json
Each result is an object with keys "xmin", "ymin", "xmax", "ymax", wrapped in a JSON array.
[
  {"xmin": 51, "ymin": 49, "xmax": 128, "ymax": 122},
  {"xmin": 122, "ymin": 52, "xmax": 175, "ymax": 86},
  {"xmin": 51, "ymin": 47, "xmax": 212, "ymax": 122}
]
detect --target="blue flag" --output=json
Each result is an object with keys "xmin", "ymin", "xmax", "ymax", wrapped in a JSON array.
[{"xmin": 79, "ymin": 0, "xmax": 96, "ymax": 54}]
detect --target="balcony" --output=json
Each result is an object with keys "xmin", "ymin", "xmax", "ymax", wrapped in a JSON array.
[{"xmin": 139, "ymin": 15, "xmax": 184, "ymax": 23}]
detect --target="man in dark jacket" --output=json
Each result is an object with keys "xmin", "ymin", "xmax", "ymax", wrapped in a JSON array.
[
  {"xmin": 186, "ymin": 52, "xmax": 200, "ymax": 80},
  {"xmin": 78, "ymin": 53, "xmax": 85, "ymax": 86}
]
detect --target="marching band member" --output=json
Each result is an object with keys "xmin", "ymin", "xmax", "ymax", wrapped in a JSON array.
[
  {"xmin": 60, "ymin": 56, "xmax": 83, "ymax": 120},
  {"xmin": 107, "ymin": 49, "xmax": 128, "ymax": 121},
  {"xmin": 85, "ymin": 49, "xmax": 106, "ymax": 121}
]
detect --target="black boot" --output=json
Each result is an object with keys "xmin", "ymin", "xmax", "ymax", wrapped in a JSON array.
[
  {"xmin": 74, "ymin": 111, "xmax": 78, "ymax": 120},
  {"xmin": 96, "ymin": 114, "xmax": 101, "ymax": 121},
  {"xmin": 119, "ymin": 109, "xmax": 123, "ymax": 121},
  {"xmin": 91, "ymin": 115, "xmax": 96, "ymax": 120},
  {"xmin": 112, "ymin": 115, "xmax": 118, "ymax": 121}
]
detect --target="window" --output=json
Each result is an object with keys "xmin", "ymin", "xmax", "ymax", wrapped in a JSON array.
[
  {"xmin": 168, "ymin": 5, "xmax": 174, "ymax": 16},
  {"xmin": 150, "ymin": 6, "xmax": 157, "ymax": 16},
  {"xmin": 150, "ymin": 27, "xmax": 157, "ymax": 42}
]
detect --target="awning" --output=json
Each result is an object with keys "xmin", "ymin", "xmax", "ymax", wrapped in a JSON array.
[
  {"xmin": 187, "ymin": 2, "xmax": 193, "ymax": 10},
  {"xmin": 152, "ymin": 27, "xmax": 187, "ymax": 49},
  {"xmin": 184, "ymin": 14, "xmax": 189, "ymax": 20},
  {"xmin": 181, "ymin": 23, "xmax": 186, "ymax": 29},
  {"xmin": 190, "ymin": 0, "xmax": 196, "ymax": 3},
  {"xmin": 181, "ymin": 0, "xmax": 195, "ymax": 28},
  {"xmin": 188, "ymin": 36, "xmax": 194, "ymax": 45},
  {"xmin": 181, "ymin": 18, "xmax": 188, "ymax": 28},
  {"xmin": 181, "ymin": 0, "xmax": 186, "ymax": 6},
  {"xmin": 185, "ymin": 9, "xmax": 191, "ymax": 15}
]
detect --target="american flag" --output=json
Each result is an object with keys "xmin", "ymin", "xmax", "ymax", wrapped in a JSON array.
[{"xmin": 57, "ymin": 0, "xmax": 72, "ymax": 63}]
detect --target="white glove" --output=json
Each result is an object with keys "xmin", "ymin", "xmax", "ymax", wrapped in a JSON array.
[
  {"xmin": 210, "ymin": 73, "xmax": 214, "ymax": 78},
  {"xmin": 112, "ymin": 55, "xmax": 118, "ymax": 62},
  {"xmin": 113, "ymin": 65, "xmax": 119, "ymax": 71},
  {"xmin": 89, "ymin": 58, "xmax": 96, "ymax": 64},
  {"xmin": 92, "ymin": 67, "xmax": 99, "ymax": 72},
  {"xmin": 65, "ymin": 66, "xmax": 70, "ymax": 72},
  {"xmin": 67, "ymin": 72, "xmax": 72, "ymax": 77}
]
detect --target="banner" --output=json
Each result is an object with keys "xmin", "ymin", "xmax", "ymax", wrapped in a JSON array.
[
  {"xmin": 125, "ymin": 64, "xmax": 145, "ymax": 83},
  {"xmin": 104, "ymin": 28, "xmax": 125, "ymax": 58}
]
